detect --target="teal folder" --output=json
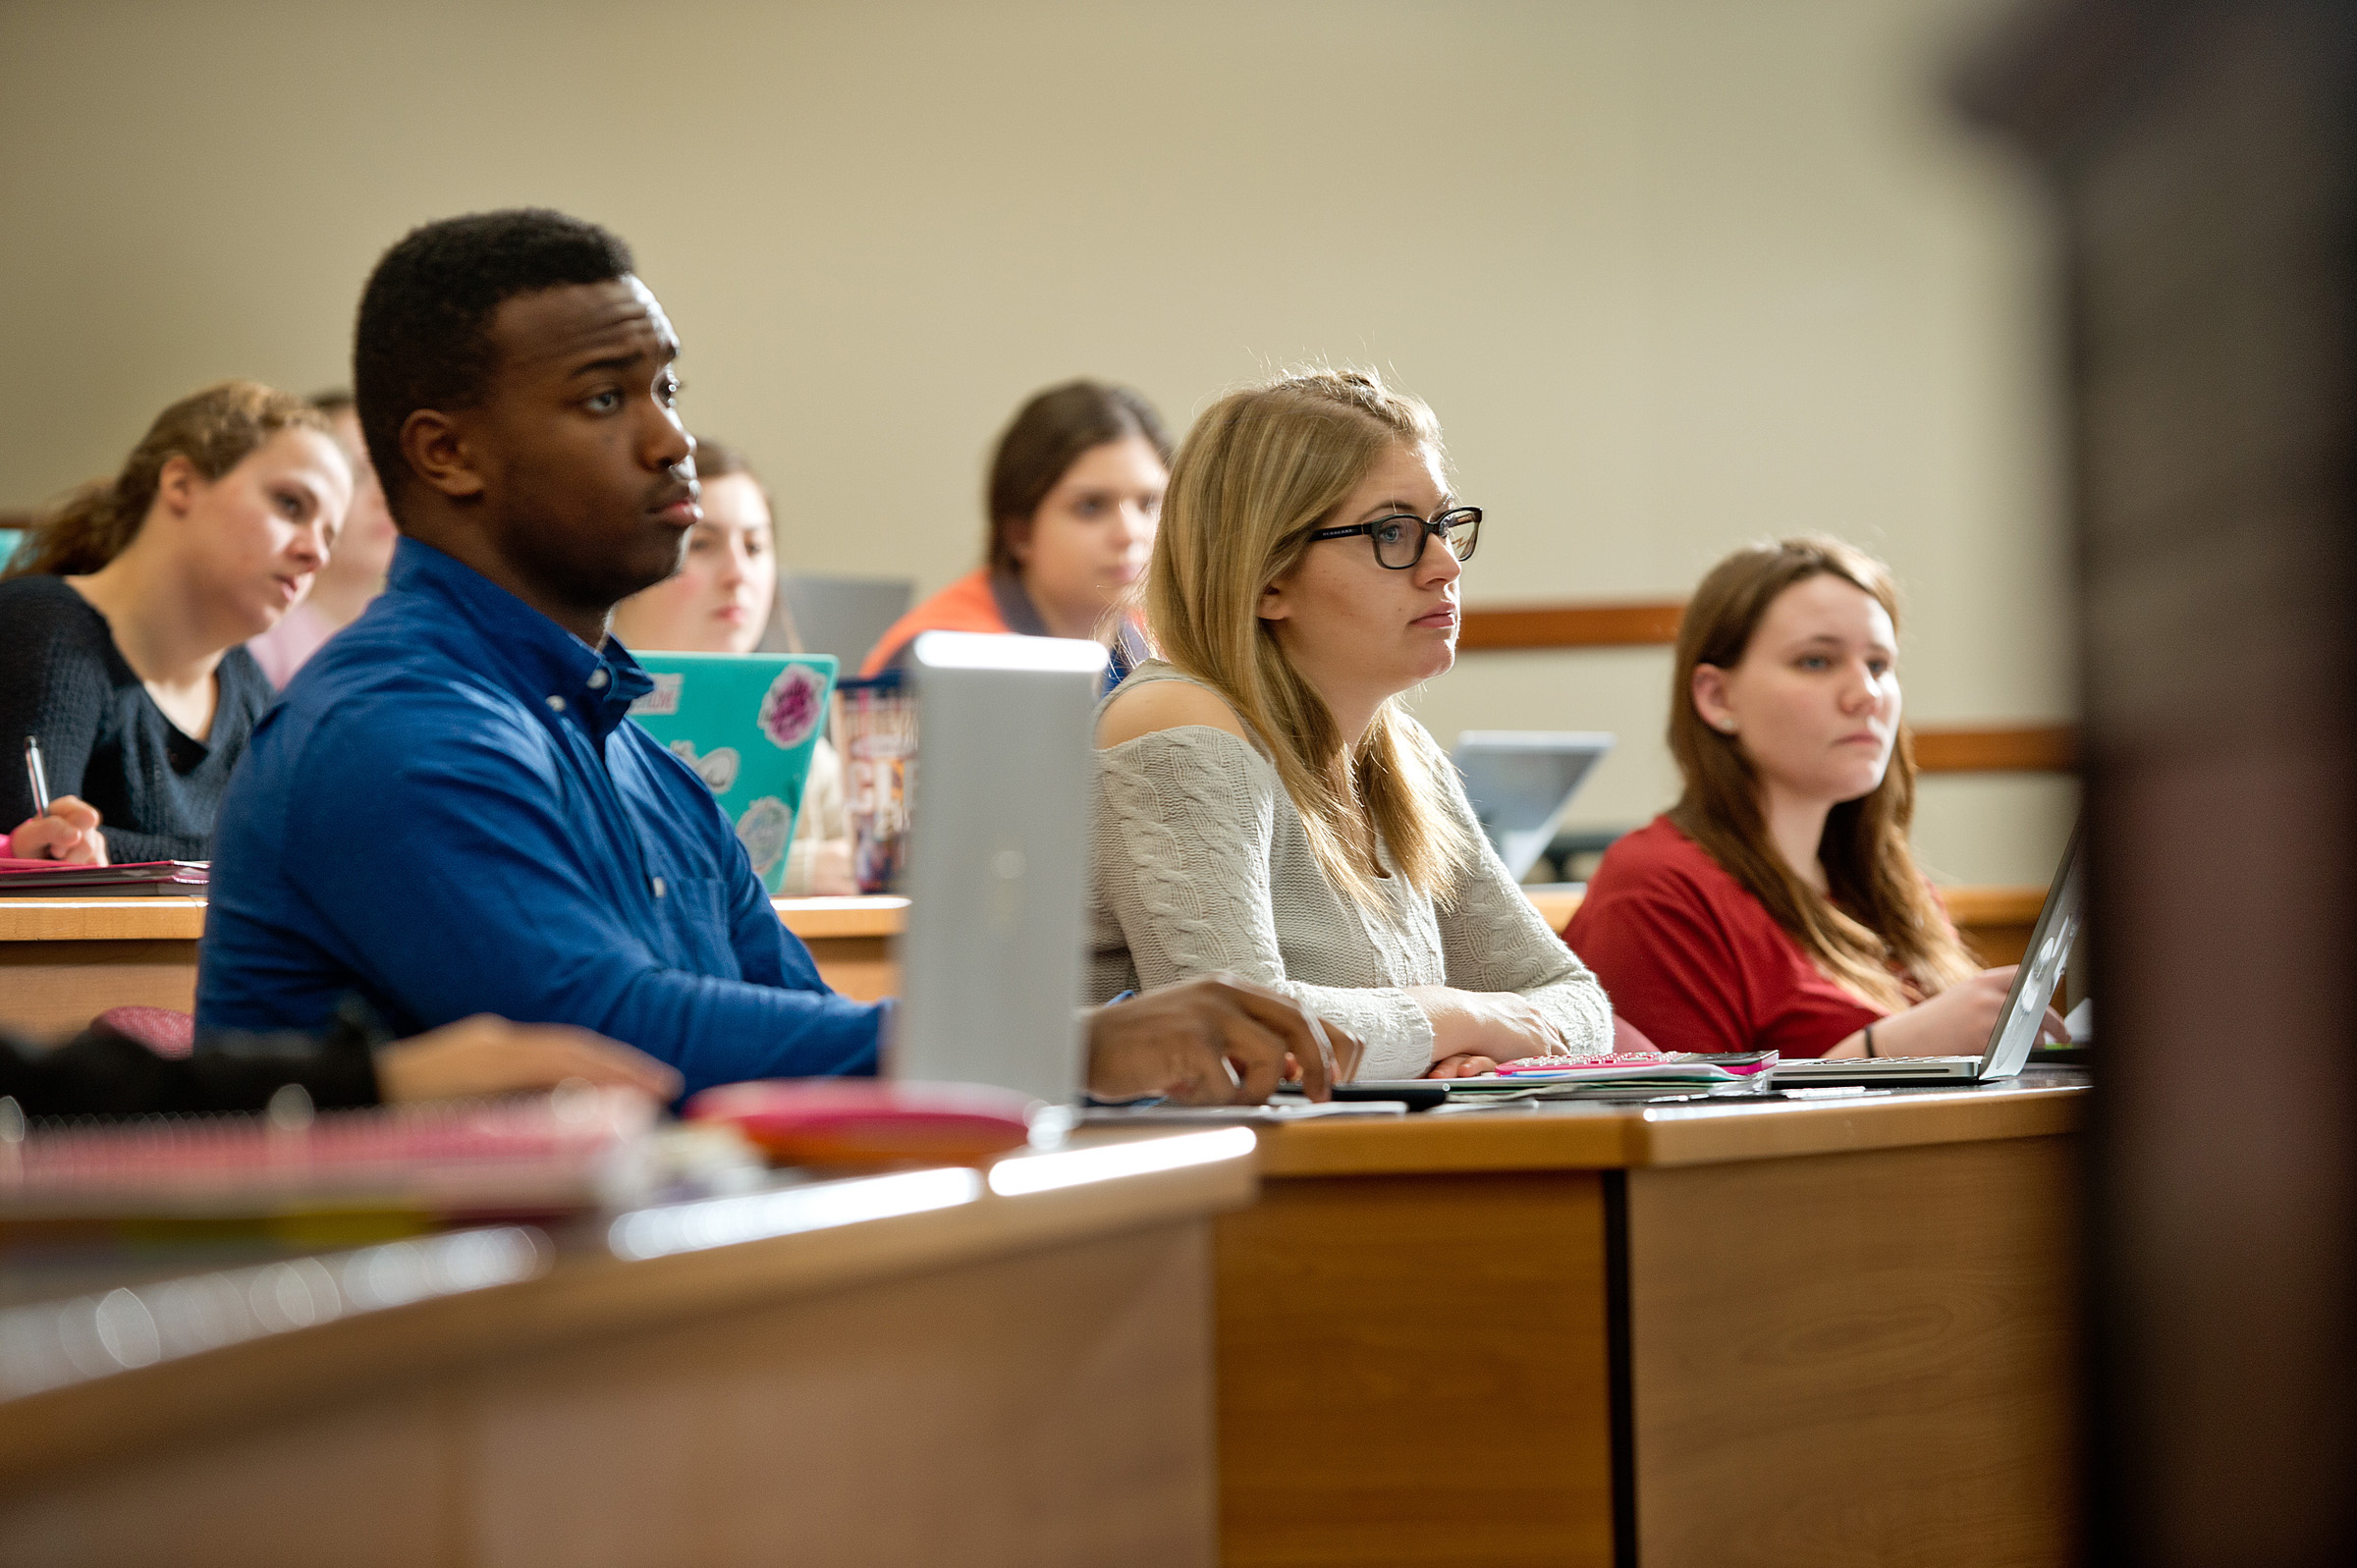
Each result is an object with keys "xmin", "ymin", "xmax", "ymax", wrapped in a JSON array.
[{"xmin": 627, "ymin": 652, "xmax": 838, "ymax": 894}]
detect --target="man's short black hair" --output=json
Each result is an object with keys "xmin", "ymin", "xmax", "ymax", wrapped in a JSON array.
[{"xmin": 353, "ymin": 209, "xmax": 635, "ymax": 517}]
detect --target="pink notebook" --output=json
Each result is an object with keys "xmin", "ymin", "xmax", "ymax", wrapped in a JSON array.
[{"xmin": 0, "ymin": 859, "xmax": 208, "ymax": 895}]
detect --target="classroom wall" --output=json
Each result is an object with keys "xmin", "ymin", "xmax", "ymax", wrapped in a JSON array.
[{"xmin": 0, "ymin": 0, "xmax": 2073, "ymax": 884}]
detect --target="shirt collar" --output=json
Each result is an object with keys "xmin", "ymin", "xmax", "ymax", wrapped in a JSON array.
[{"xmin": 387, "ymin": 536, "xmax": 656, "ymax": 741}]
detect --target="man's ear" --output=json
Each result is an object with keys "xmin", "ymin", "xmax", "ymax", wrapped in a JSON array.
[{"xmin": 400, "ymin": 408, "xmax": 487, "ymax": 502}]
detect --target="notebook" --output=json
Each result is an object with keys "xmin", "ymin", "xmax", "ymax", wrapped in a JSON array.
[
  {"xmin": 626, "ymin": 652, "xmax": 838, "ymax": 893},
  {"xmin": 1347, "ymin": 1051, "xmax": 1781, "ymax": 1101},
  {"xmin": 0, "ymin": 1089, "xmax": 657, "ymax": 1224},
  {"xmin": 1774, "ymin": 821, "xmax": 2086, "ymax": 1087},
  {"xmin": 0, "ymin": 859, "xmax": 209, "ymax": 896}
]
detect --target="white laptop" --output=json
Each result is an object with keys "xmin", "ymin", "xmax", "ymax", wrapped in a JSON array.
[
  {"xmin": 1775, "ymin": 822, "xmax": 2086, "ymax": 1087},
  {"xmin": 890, "ymin": 630, "xmax": 1106, "ymax": 1113},
  {"xmin": 1452, "ymin": 731, "xmax": 1616, "ymax": 881}
]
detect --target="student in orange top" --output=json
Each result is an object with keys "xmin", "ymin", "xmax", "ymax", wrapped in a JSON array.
[
  {"xmin": 1564, "ymin": 536, "xmax": 2065, "ymax": 1059},
  {"xmin": 859, "ymin": 380, "xmax": 1168, "ymax": 677}
]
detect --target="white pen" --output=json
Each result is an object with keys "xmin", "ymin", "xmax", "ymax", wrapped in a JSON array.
[{"xmin": 24, "ymin": 735, "xmax": 51, "ymax": 817}]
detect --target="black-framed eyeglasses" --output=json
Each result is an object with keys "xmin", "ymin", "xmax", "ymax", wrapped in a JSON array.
[{"xmin": 1307, "ymin": 507, "xmax": 1481, "ymax": 570}]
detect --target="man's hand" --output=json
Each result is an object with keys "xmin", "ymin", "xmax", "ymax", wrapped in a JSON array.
[
  {"xmin": 374, "ymin": 1015, "xmax": 684, "ymax": 1103},
  {"xmin": 1084, "ymin": 975, "xmax": 1365, "ymax": 1106},
  {"xmin": 7, "ymin": 796, "xmax": 108, "ymax": 864}
]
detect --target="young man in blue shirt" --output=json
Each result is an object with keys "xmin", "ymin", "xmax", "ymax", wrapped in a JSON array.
[{"xmin": 198, "ymin": 209, "xmax": 1349, "ymax": 1103}]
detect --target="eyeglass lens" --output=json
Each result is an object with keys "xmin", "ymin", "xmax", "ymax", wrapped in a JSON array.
[{"xmin": 1373, "ymin": 511, "xmax": 1480, "ymax": 568}]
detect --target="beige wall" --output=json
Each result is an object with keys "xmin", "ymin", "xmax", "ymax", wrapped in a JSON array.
[{"xmin": 0, "ymin": 0, "xmax": 2073, "ymax": 884}]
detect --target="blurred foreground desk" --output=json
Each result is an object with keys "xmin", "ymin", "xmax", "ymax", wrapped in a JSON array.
[
  {"xmin": 0, "ymin": 1129, "xmax": 1253, "ymax": 1567},
  {"xmin": 1216, "ymin": 1077, "xmax": 2087, "ymax": 1568},
  {"xmin": 0, "ymin": 896, "xmax": 908, "ymax": 1035}
]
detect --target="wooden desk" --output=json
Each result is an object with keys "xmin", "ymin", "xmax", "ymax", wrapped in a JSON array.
[
  {"xmin": 0, "ymin": 896, "xmax": 909, "ymax": 1036},
  {"xmin": 1525, "ymin": 884, "xmax": 2049, "ymax": 967},
  {"xmin": 1216, "ymin": 1078, "xmax": 2087, "ymax": 1567},
  {"xmin": 0, "ymin": 886, "xmax": 2046, "ymax": 1038},
  {"xmin": 0, "ymin": 1128, "xmax": 1256, "ymax": 1566}
]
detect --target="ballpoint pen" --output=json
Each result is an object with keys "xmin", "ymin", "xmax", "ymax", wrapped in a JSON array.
[{"xmin": 24, "ymin": 735, "xmax": 50, "ymax": 817}]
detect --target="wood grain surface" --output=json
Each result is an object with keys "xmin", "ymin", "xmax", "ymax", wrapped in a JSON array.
[
  {"xmin": 1, "ymin": 1221, "xmax": 1222, "ymax": 1568},
  {"xmin": 1215, "ymin": 1171, "xmax": 1616, "ymax": 1568},
  {"xmin": 1250, "ymin": 1081, "xmax": 2088, "ymax": 1178},
  {"xmin": 0, "ymin": 1144, "xmax": 1255, "ymax": 1489},
  {"xmin": 1626, "ymin": 1135, "xmax": 2081, "ymax": 1567}
]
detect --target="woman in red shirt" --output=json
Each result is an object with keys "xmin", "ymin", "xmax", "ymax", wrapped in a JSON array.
[{"xmin": 1566, "ymin": 537, "xmax": 2057, "ymax": 1059}]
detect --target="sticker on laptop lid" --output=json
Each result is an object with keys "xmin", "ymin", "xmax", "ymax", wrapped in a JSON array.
[
  {"xmin": 759, "ymin": 665, "xmax": 825, "ymax": 749},
  {"xmin": 630, "ymin": 672, "xmax": 685, "ymax": 718}
]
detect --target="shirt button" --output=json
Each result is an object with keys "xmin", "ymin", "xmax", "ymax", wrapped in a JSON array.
[
  {"xmin": 546, "ymin": 695, "xmax": 567, "ymax": 713},
  {"xmin": 587, "ymin": 670, "xmax": 609, "ymax": 690},
  {"xmin": 651, "ymin": 876, "xmax": 667, "ymax": 899}
]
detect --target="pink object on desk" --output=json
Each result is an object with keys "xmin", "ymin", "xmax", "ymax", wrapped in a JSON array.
[{"xmin": 93, "ymin": 1005, "xmax": 196, "ymax": 1058}]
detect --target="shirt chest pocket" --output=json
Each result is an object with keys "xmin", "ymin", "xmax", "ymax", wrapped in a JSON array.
[{"xmin": 647, "ymin": 872, "xmax": 741, "ymax": 980}]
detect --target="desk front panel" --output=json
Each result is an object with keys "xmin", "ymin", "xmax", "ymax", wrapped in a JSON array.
[
  {"xmin": 1215, "ymin": 1170, "xmax": 1617, "ymax": 1568},
  {"xmin": 0, "ymin": 1219, "xmax": 1217, "ymax": 1568},
  {"xmin": 1627, "ymin": 1133, "xmax": 2081, "ymax": 1568}
]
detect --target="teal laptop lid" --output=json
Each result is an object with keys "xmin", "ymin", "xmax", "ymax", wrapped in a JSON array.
[{"xmin": 627, "ymin": 652, "xmax": 838, "ymax": 894}]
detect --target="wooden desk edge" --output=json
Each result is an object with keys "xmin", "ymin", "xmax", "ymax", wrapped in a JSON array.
[
  {"xmin": 0, "ymin": 1147, "xmax": 1254, "ymax": 1489},
  {"xmin": 0, "ymin": 889, "xmax": 2043, "ymax": 946},
  {"xmin": 0, "ymin": 895, "xmax": 909, "ymax": 945},
  {"xmin": 1250, "ymin": 1084, "xmax": 2088, "ymax": 1177}
]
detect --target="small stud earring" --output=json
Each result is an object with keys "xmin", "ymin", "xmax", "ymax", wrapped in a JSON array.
[{"xmin": 1716, "ymin": 718, "xmax": 1736, "ymax": 733}]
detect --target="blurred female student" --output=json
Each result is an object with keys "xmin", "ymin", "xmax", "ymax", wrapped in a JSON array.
[
  {"xmin": 245, "ymin": 391, "xmax": 399, "ymax": 687},
  {"xmin": 1088, "ymin": 367, "xmax": 1613, "ymax": 1081},
  {"xmin": 1565, "ymin": 536, "xmax": 2060, "ymax": 1058},
  {"xmin": 859, "ymin": 380, "xmax": 1167, "ymax": 677},
  {"xmin": 609, "ymin": 439, "xmax": 854, "ymax": 895},
  {"xmin": 0, "ymin": 381, "xmax": 350, "ymax": 863}
]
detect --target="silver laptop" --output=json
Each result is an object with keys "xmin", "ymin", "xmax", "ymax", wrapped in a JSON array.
[
  {"xmin": 1775, "ymin": 822, "xmax": 2086, "ymax": 1086},
  {"xmin": 891, "ymin": 630, "xmax": 1107, "ymax": 1112},
  {"xmin": 1453, "ymin": 731, "xmax": 1615, "ymax": 882}
]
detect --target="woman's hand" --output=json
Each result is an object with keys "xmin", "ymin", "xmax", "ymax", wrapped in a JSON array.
[
  {"xmin": 7, "ymin": 797, "xmax": 108, "ymax": 864},
  {"xmin": 1846, "ymin": 967, "xmax": 2070, "ymax": 1058},
  {"xmin": 1407, "ymin": 987, "xmax": 1567, "ymax": 1074},
  {"xmin": 373, "ymin": 1015, "xmax": 683, "ymax": 1103}
]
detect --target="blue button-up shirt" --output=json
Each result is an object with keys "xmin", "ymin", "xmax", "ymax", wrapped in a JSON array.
[{"xmin": 198, "ymin": 538, "xmax": 883, "ymax": 1095}]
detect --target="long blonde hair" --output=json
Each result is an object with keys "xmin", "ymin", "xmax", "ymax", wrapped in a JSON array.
[
  {"xmin": 3, "ymin": 380, "xmax": 329, "ymax": 579},
  {"xmin": 1145, "ymin": 367, "xmax": 1477, "ymax": 910},
  {"xmin": 1669, "ymin": 536, "xmax": 1975, "ymax": 1008}
]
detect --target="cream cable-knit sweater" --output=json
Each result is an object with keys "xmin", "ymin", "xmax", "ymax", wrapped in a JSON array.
[{"xmin": 1088, "ymin": 663, "xmax": 1614, "ymax": 1080}]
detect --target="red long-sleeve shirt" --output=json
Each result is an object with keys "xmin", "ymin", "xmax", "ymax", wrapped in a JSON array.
[{"xmin": 1562, "ymin": 816, "xmax": 1885, "ymax": 1058}]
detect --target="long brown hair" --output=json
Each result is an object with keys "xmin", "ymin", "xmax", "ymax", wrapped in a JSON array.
[
  {"xmin": 1146, "ymin": 366, "xmax": 1476, "ymax": 910},
  {"xmin": 693, "ymin": 436, "xmax": 803, "ymax": 654},
  {"xmin": 1668, "ymin": 536, "xmax": 1975, "ymax": 1008},
  {"xmin": 986, "ymin": 381, "xmax": 1171, "ymax": 573},
  {"xmin": 3, "ymin": 381, "xmax": 330, "ymax": 579}
]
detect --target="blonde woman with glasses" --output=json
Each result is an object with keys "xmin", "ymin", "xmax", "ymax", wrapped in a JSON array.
[{"xmin": 1089, "ymin": 368, "xmax": 1613, "ymax": 1080}]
